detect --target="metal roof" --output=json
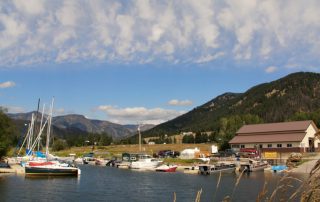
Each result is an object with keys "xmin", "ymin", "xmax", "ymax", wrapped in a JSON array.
[
  {"xmin": 229, "ymin": 120, "xmax": 318, "ymax": 144},
  {"xmin": 236, "ymin": 120, "xmax": 314, "ymax": 134},
  {"xmin": 229, "ymin": 133, "xmax": 306, "ymax": 144}
]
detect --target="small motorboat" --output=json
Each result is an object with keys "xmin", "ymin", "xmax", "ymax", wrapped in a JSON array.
[
  {"xmin": 95, "ymin": 158, "xmax": 109, "ymax": 166},
  {"xmin": 198, "ymin": 163, "xmax": 236, "ymax": 175},
  {"xmin": 239, "ymin": 159, "xmax": 269, "ymax": 172},
  {"xmin": 155, "ymin": 164, "xmax": 178, "ymax": 172},
  {"xmin": 129, "ymin": 154, "xmax": 162, "ymax": 170}
]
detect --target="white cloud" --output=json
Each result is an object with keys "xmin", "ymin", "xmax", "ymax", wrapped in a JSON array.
[
  {"xmin": 195, "ymin": 52, "xmax": 225, "ymax": 63},
  {"xmin": 0, "ymin": 1, "xmax": 319, "ymax": 69},
  {"xmin": 97, "ymin": 105, "xmax": 185, "ymax": 125},
  {"xmin": 168, "ymin": 99, "xmax": 193, "ymax": 106},
  {"xmin": 13, "ymin": 0, "xmax": 45, "ymax": 15},
  {"xmin": 0, "ymin": 81, "xmax": 16, "ymax": 88},
  {"xmin": 265, "ymin": 66, "xmax": 277, "ymax": 73}
]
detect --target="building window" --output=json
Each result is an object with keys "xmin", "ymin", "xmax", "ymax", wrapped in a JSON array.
[
  {"xmin": 259, "ymin": 144, "xmax": 263, "ymax": 149},
  {"xmin": 287, "ymin": 144, "xmax": 292, "ymax": 148},
  {"xmin": 232, "ymin": 144, "xmax": 240, "ymax": 148},
  {"xmin": 267, "ymin": 144, "xmax": 272, "ymax": 148},
  {"xmin": 240, "ymin": 145, "xmax": 245, "ymax": 148},
  {"xmin": 277, "ymin": 144, "xmax": 282, "ymax": 148}
]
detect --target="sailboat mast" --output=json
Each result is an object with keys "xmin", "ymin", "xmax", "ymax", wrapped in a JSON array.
[
  {"xmin": 37, "ymin": 104, "xmax": 45, "ymax": 152},
  {"xmin": 138, "ymin": 125, "xmax": 141, "ymax": 152},
  {"xmin": 32, "ymin": 99, "xmax": 40, "ymax": 149},
  {"xmin": 45, "ymin": 98, "xmax": 54, "ymax": 157}
]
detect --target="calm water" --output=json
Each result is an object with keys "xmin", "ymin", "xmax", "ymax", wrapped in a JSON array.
[{"xmin": 0, "ymin": 165, "xmax": 307, "ymax": 202}]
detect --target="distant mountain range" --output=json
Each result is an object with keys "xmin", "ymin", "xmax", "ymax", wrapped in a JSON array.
[
  {"xmin": 142, "ymin": 72, "xmax": 320, "ymax": 137},
  {"xmin": 8, "ymin": 113, "xmax": 155, "ymax": 140}
]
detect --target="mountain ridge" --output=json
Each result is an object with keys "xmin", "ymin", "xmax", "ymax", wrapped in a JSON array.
[
  {"xmin": 8, "ymin": 112, "xmax": 155, "ymax": 140},
  {"xmin": 142, "ymin": 72, "xmax": 320, "ymax": 138}
]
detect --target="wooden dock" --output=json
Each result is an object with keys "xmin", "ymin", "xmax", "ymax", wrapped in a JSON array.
[{"xmin": 0, "ymin": 164, "xmax": 25, "ymax": 174}]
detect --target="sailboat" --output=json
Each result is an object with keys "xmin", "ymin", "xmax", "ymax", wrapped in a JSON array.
[
  {"xmin": 25, "ymin": 98, "xmax": 81, "ymax": 177},
  {"xmin": 8, "ymin": 100, "xmax": 48, "ymax": 165}
]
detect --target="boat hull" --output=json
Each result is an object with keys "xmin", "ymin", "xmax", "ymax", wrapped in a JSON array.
[
  {"xmin": 198, "ymin": 164, "xmax": 236, "ymax": 175},
  {"xmin": 25, "ymin": 166, "xmax": 79, "ymax": 176},
  {"xmin": 155, "ymin": 165, "xmax": 177, "ymax": 172}
]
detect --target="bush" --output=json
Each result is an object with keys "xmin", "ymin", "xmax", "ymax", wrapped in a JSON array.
[{"xmin": 52, "ymin": 139, "xmax": 68, "ymax": 151}]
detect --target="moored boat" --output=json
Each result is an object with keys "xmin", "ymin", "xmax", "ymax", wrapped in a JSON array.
[
  {"xmin": 129, "ymin": 154, "xmax": 162, "ymax": 170},
  {"xmin": 198, "ymin": 163, "xmax": 236, "ymax": 175},
  {"xmin": 95, "ymin": 158, "xmax": 110, "ymax": 166},
  {"xmin": 239, "ymin": 159, "xmax": 269, "ymax": 172},
  {"xmin": 155, "ymin": 164, "xmax": 178, "ymax": 172},
  {"xmin": 24, "ymin": 98, "xmax": 81, "ymax": 177},
  {"xmin": 25, "ymin": 163, "xmax": 80, "ymax": 176}
]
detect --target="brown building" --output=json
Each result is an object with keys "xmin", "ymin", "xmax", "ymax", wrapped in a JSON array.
[{"xmin": 229, "ymin": 120, "xmax": 320, "ymax": 158}]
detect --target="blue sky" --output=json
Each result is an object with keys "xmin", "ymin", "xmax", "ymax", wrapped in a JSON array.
[{"xmin": 1, "ymin": 0, "xmax": 320, "ymax": 124}]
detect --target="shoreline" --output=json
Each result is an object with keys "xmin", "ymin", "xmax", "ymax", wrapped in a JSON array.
[{"xmin": 290, "ymin": 159, "xmax": 319, "ymax": 174}]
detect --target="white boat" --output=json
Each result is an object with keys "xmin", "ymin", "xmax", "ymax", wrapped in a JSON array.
[
  {"xmin": 198, "ymin": 163, "xmax": 236, "ymax": 175},
  {"xmin": 74, "ymin": 157, "xmax": 84, "ymax": 165},
  {"xmin": 25, "ymin": 161, "xmax": 80, "ymax": 176},
  {"xmin": 24, "ymin": 98, "xmax": 81, "ymax": 177},
  {"xmin": 83, "ymin": 157, "xmax": 96, "ymax": 165},
  {"xmin": 239, "ymin": 159, "xmax": 269, "ymax": 172},
  {"xmin": 129, "ymin": 154, "xmax": 162, "ymax": 170},
  {"xmin": 95, "ymin": 158, "xmax": 110, "ymax": 166}
]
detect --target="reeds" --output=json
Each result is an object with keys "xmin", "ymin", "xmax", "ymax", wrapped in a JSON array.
[
  {"xmin": 230, "ymin": 168, "xmax": 245, "ymax": 200},
  {"xmin": 213, "ymin": 171, "xmax": 222, "ymax": 201},
  {"xmin": 301, "ymin": 159, "xmax": 320, "ymax": 202},
  {"xmin": 195, "ymin": 188, "xmax": 202, "ymax": 202}
]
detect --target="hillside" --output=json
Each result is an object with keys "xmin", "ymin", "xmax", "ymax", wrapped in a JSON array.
[
  {"xmin": 8, "ymin": 113, "xmax": 154, "ymax": 140},
  {"xmin": 143, "ymin": 72, "xmax": 320, "ymax": 137}
]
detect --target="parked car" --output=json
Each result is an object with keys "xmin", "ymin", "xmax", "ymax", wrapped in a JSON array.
[
  {"xmin": 157, "ymin": 150, "xmax": 180, "ymax": 158},
  {"xmin": 211, "ymin": 149, "xmax": 239, "ymax": 158},
  {"xmin": 238, "ymin": 148, "xmax": 258, "ymax": 158}
]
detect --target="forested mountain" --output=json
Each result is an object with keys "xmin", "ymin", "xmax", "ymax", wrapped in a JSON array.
[{"xmin": 142, "ymin": 72, "xmax": 320, "ymax": 140}]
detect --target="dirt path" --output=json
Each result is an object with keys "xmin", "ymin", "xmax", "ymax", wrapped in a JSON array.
[
  {"xmin": 291, "ymin": 153, "xmax": 320, "ymax": 174},
  {"xmin": 291, "ymin": 159, "xmax": 318, "ymax": 174}
]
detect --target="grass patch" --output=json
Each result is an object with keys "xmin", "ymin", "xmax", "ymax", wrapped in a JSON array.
[{"xmin": 162, "ymin": 158, "xmax": 210, "ymax": 165}]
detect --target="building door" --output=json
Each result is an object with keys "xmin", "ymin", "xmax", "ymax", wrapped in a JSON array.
[{"xmin": 309, "ymin": 138, "xmax": 315, "ymax": 152}]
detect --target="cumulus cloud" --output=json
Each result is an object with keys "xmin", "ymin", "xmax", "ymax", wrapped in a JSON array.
[
  {"xmin": 167, "ymin": 99, "xmax": 193, "ymax": 106},
  {"xmin": 265, "ymin": 66, "xmax": 277, "ymax": 73},
  {"xmin": 0, "ymin": 81, "xmax": 16, "ymax": 88},
  {"xmin": 97, "ymin": 105, "xmax": 185, "ymax": 125},
  {"xmin": 0, "ymin": 1, "xmax": 319, "ymax": 69}
]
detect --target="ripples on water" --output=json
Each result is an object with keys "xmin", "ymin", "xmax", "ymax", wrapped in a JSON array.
[{"xmin": 0, "ymin": 165, "xmax": 307, "ymax": 202}]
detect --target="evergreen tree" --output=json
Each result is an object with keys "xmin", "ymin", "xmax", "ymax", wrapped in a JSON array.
[{"xmin": 0, "ymin": 108, "xmax": 16, "ymax": 157}]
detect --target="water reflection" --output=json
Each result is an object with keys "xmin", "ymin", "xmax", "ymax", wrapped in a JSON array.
[{"xmin": 0, "ymin": 165, "xmax": 308, "ymax": 202}]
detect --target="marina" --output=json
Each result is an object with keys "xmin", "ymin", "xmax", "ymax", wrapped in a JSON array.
[{"xmin": 0, "ymin": 164, "xmax": 308, "ymax": 202}]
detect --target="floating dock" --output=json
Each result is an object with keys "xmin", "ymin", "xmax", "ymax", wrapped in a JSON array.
[{"xmin": 0, "ymin": 164, "xmax": 25, "ymax": 174}]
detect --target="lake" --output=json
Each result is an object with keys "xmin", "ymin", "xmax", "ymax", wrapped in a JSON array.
[{"xmin": 0, "ymin": 165, "xmax": 307, "ymax": 202}]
